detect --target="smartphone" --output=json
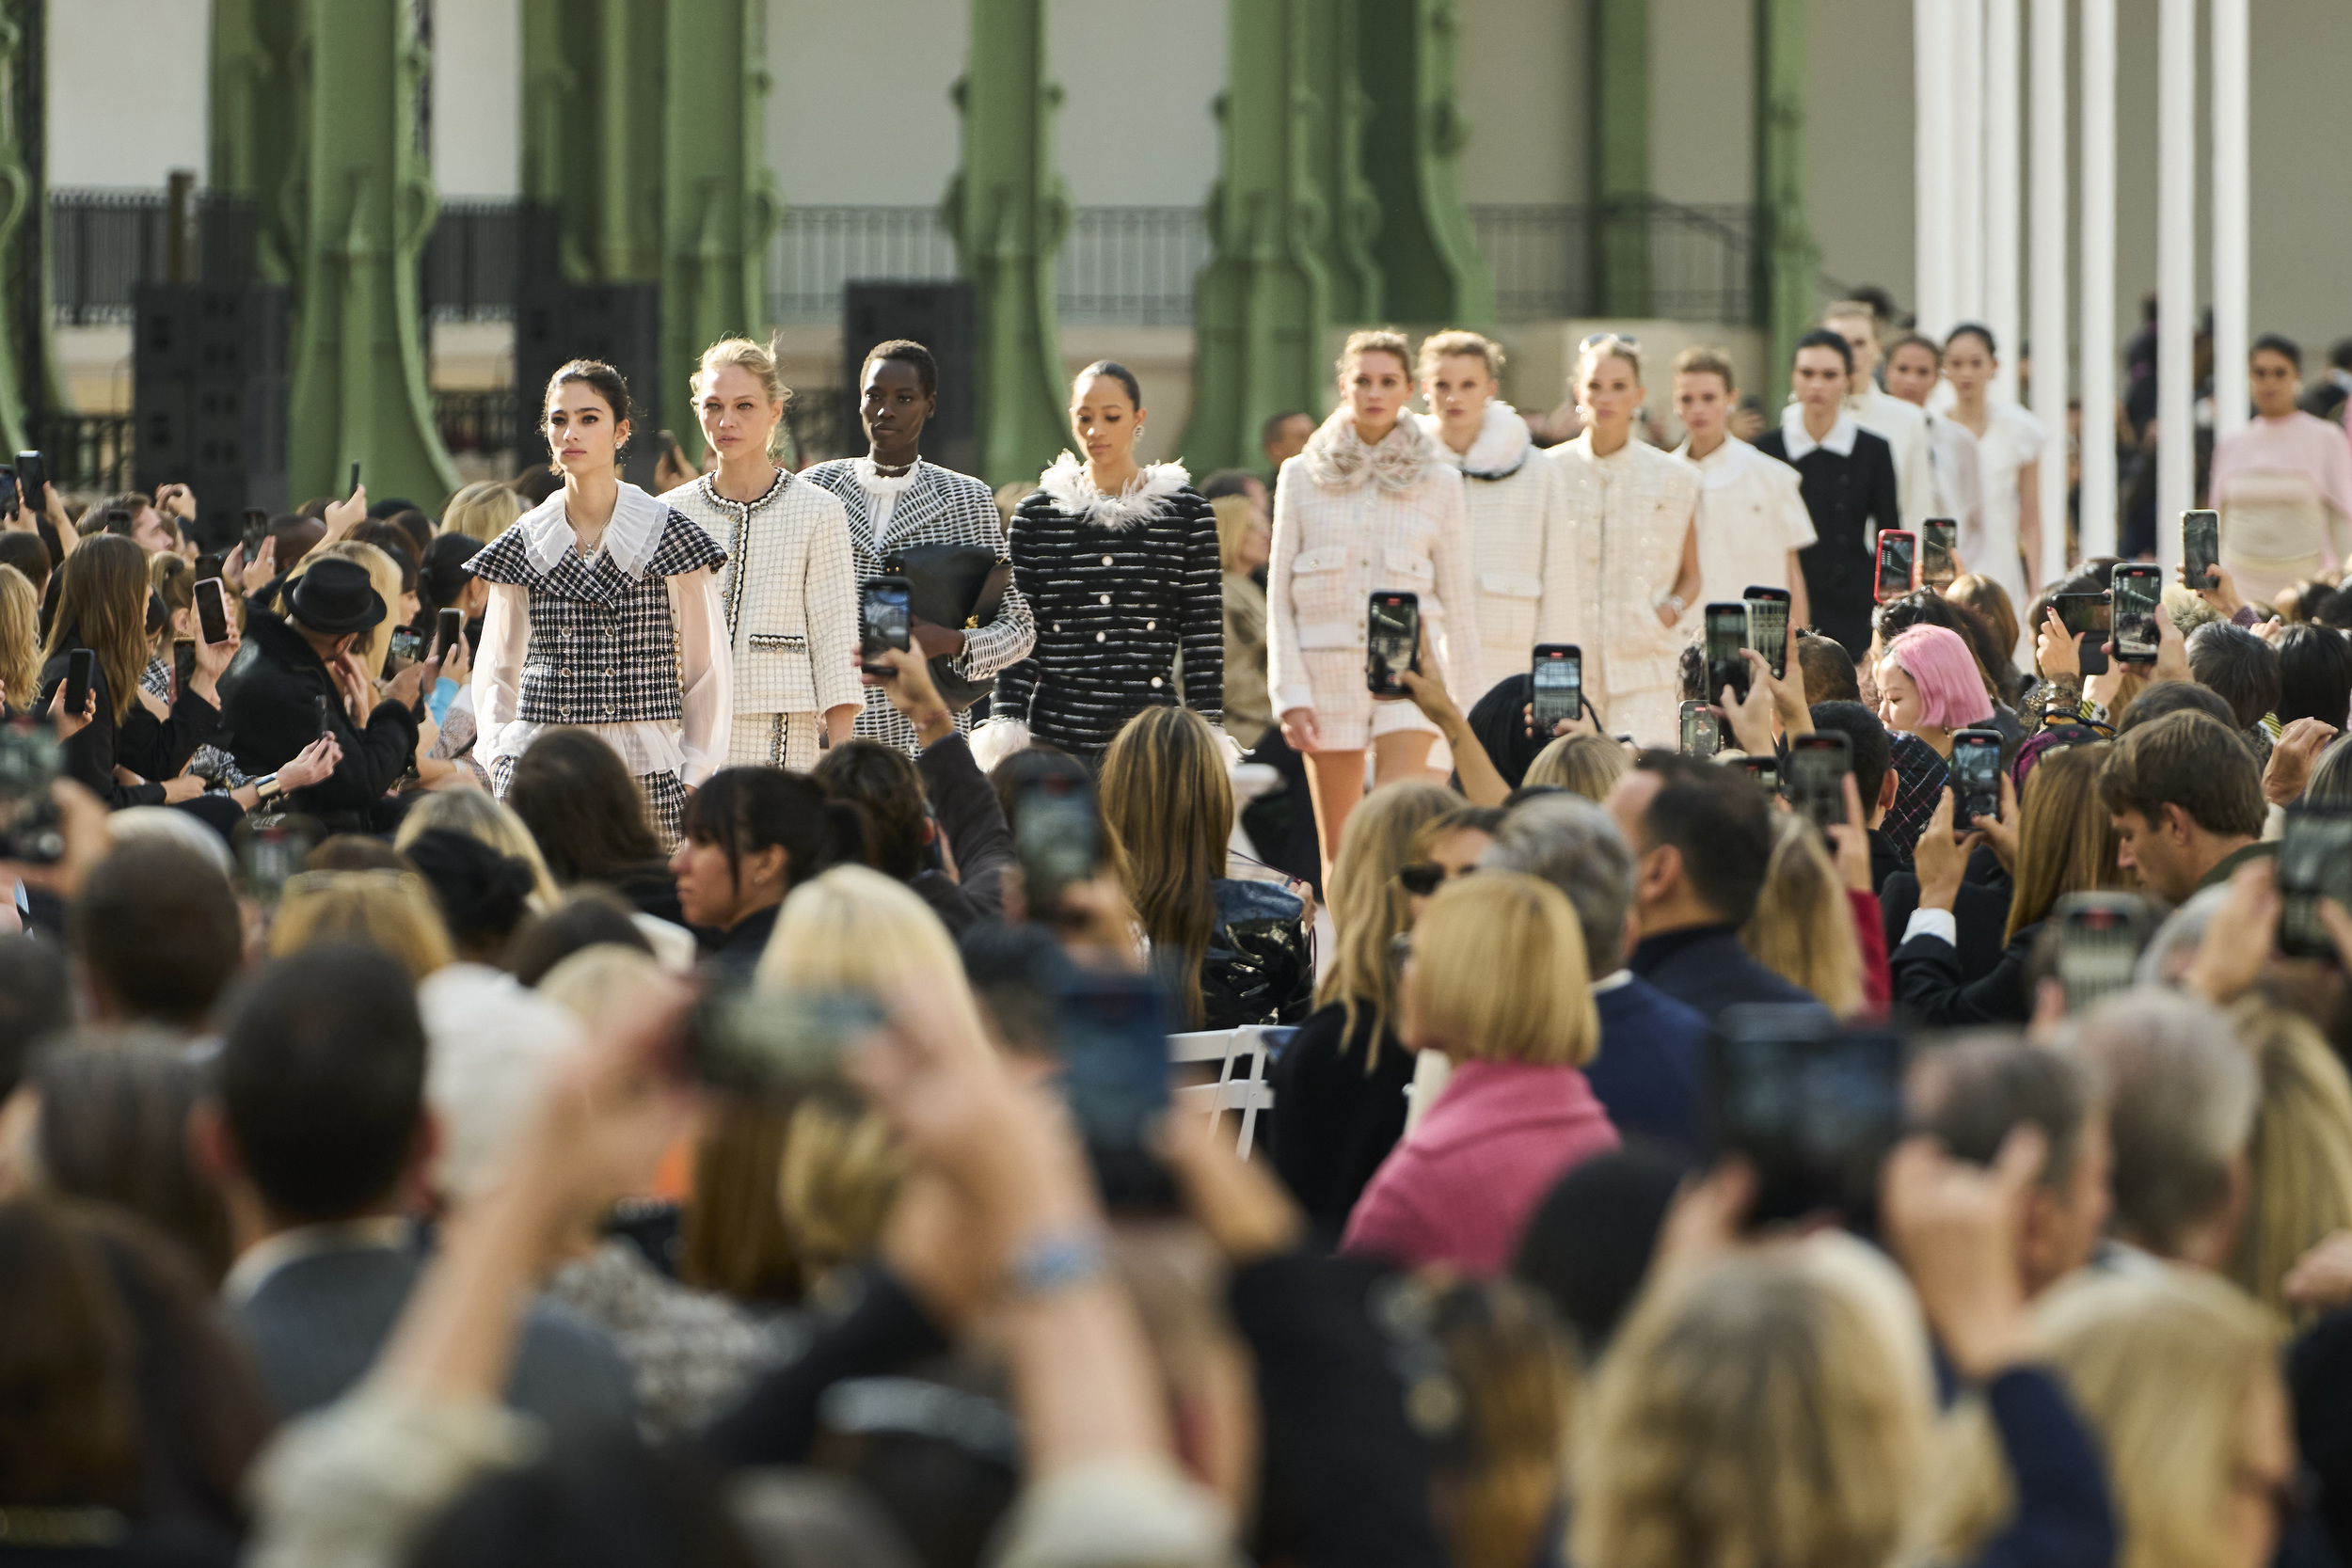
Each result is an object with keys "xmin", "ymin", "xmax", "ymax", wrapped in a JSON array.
[
  {"xmin": 1787, "ymin": 731, "xmax": 1852, "ymax": 834},
  {"xmin": 2055, "ymin": 591, "xmax": 2111, "ymax": 677},
  {"xmin": 1734, "ymin": 752, "xmax": 1779, "ymax": 794},
  {"xmin": 2052, "ymin": 893, "xmax": 2153, "ymax": 1013},
  {"xmin": 0, "ymin": 467, "xmax": 21, "ymax": 522},
  {"xmin": 861, "ymin": 576, "xmax": 914, "ymax": 658},
  {"xmin": 1949, "ymin": 727, "xmax": 2004, "ymax": 829},
  {"xmin": 64, "ymin": 647, "xmax": 94, "ymax": 715},
  {"xmin": 14, "ymin": 451, "xmax": 44, "ymax": 509},
  {"xmin": 1678, "ymin": 700, "xmax": 1720, "ymax": 757},
  {"xmin": 2183, "ymin": 509, "xmax": 2220, "ymax": 590},
  {"xmin": 1529, "ymin": 644, "xmax": 1581, "ymax": 732},
  {"xmin": 434, "ymin": 606, "xmax": 465, "ymax": 664},
  {"xmin": 1365, "ymin": 593, "xmax": 1422, "ymax": 697},
  {"xmin": 347, "ymin": 460, "xmax": 361, "ymax": 495},
  {"xmin": 193, "ymin": 577, "xmax": 230, "ymax": 644},
  {"xmin": 1874, "ymin": 530, "xmax": 1917, "ymax": 603},
  {"xmin": 2277, "ymin": 808, "xmax": 2352, "ymax": 959},
  {"xmin": 241, "ymin": 507, "xmax": 270, "ymax": 562},
  {"xmin": 234, "ymin": 817, "xmax": 318, "ymax": 903},
  {"xmin": 0, "ymin": 720, "xmax": 64, "ymax": 863},
  {"xmin": 387, "ymin": 627, "xmax": 424, "ymax": 665},
  {"xmin": 315, "ymin": 692, "xmax": 332, "ymax": 739},
  {"xmin": 688, "ymin": 984, "xmax": 889, "ymax": 1094},
  {"xmin": 1017, "ymin": 770, "xmax": 1100, "ymax": 916},
  {"xmin": 1054, "ymin": 968, "xmax": 1179, "ymax": 1213},
  {"xmin": 1742, "ymin": 586, "xmax": 1791, "ymax": 679},
  {"xmin": 2110, "ymin": 562, "xmax": 2162, "ymax": 665},
  {"xmin": 1919, "ymin": 517, "xmax": 1959, "ymax": 588},
  {"xmin": 1707, "ymin": 1004, "xmax": 1907, "ymax": 1231},
  {"xmin": 103, "ymin": 508, "xmax": 134, "ymax": 537},
  {"xmin": 1704, "ymin": 601, "xmax": 1750, "ymax": 703}
]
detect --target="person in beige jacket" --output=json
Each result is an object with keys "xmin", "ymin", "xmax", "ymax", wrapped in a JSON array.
[{"xmin": 1269, "ymin": 330, "xmax": 1480, "ymax": 880}]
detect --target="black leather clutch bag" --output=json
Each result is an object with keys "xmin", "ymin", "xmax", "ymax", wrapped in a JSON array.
[{"xmin": 884, "ymin": 542, "xmax": 1013, "ymax": 711}]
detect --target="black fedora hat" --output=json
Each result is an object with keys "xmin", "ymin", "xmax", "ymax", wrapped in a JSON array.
[{"xmin": 287, "ymin": 557, "xmax": 388, "ymax": 636}]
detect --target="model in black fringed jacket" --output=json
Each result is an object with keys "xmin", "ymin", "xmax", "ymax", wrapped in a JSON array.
[{"xmin": 991, "ymin": 361, "xmax": 1224, "ymax": 764}]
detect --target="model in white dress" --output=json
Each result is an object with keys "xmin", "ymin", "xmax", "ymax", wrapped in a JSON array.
[
  {"xmin": 1883, "ymin": 334, "xmax": 1985, "ymax": 559},
  {"xmin": 1941, "ymin": 327, "xmax": 2043, "ymax": 631},
  {"xmin": 1415, "ymin": 331, "xmax": 1557, "ymax": 687},
  {"xmin": 1538, "ymin": 338, "xmax": 1702, "ymax": 748},
  {"xmin": 1670, "ymin": 350, "xmax": 1814, "ymax": 626},
  {"xmin": 1270, "ymin": 333, "xmax": 1478, "ymax": 881},
  {"xmin": 2205, "ymin": 341, "xmax": 2352, "ymax": 608},
  {"xmin": 1825, "ymin": 304, "xmax": 1936, "ymax": 530}
]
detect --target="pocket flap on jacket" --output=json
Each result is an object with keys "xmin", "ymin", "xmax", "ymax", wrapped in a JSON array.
[
  {"xmin": 1479, "ymin": 571, "xmax": 1542, "ymax": 599},
  {"xmin": 1383, "ymin": 546, "xmax": 1436, "ymax": 581},
  {"xmin": 1292, "ymin": 546, "xmax": 1352, "ymax": 574}
]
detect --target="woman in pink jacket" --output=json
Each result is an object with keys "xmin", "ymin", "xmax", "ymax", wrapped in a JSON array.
[{"xmin": 1342, "ymin": 870, "xmax": 1620, "ymax": 1274}]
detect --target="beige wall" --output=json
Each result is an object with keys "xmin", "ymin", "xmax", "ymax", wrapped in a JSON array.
[
  {"xmin": 49, "ymin": 0, "xmax": 206, "ymax": 189},
  {"xmin": 1051, "ymin": 0, "xmax": 1224, "ymax": 207},
  {"xmin": 1804, "ymin": 0, "xmax": 1915, "ymax": 307},
  {"xmin": 1649, "ymin": 0, "xmax": 1753, "ymax": 206},
  {"xmin": 769, "ymin": 0, "xmax": 968, "ymax": 205},
  {"xmin": 1457, "ymin": 0, "xmax": 1583, "ymax": 203}
]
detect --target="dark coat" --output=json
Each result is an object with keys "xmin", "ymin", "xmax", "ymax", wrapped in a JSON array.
[
  {"xmin": 1755, "ymin": 424, "xmax": 1902, "ymax": 659},
  {"xmin": 215, "ymin": 609, "xmax": 420, "ymax": 832},
  {"xmin": 37, "ymin": 646, "xmax": 219, "ymax": 809},
  {"xmin": 1627, "ymin": 924, "xmax": 1823, "ymax": 1024},
  {"xmin": 1266, "ymin": 1001, "xmax": 1416, "ymax": 1245}
]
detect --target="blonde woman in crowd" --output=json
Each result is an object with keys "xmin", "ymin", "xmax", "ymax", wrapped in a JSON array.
[
  {"xmin": 1742, "ymin": 812, "xmax": 1866, "ymax": 1017},
  {"xmin": 0, "ymin": 562, "xmax": 37, "ymax": 714},
  {"xmin": 1540, "ymin": 335, "xmax": 1702, "ymax": 746},
  {"xmin": 394, "ymin": 788, "xmax": 564, "ymax": 909},
  {"xmin": 662, "ymin": 336, "xmax": 862, "ymax": 770},
  {"xmin": 1523, "ymin": 732, "xmax": 1630, "ymax": 801},
  {"xmin": 267, "ymin": 868, "xmax": 454, "ymax": 982},
  {"xmin": 1213, "ymin": 493, "xmax": 1273, "ymax": 749},
  {"xmin": 1270, "ymin": 329, "xmax": 1479, "ymax": 881},
  {"xmin": 440, "ymin": 481, "xmax": 528, "ymax": 548},
  {"xmin": 2224, "ymin": 1002, "xmax": 2352, "ymax": 1322},
  {"xmin": 1416, "ymin": 329, "xmax": 1559, "ymax": 684}
]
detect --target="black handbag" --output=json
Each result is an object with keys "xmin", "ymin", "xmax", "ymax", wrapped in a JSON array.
[{"xmin": 884, "ymin": 542, "xmax": 1014, "ymax": 711}]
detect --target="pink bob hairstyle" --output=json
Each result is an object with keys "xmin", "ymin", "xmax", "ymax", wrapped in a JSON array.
[{"xmin": 1883, "ymin": 625, "xmax": 1994, "ymax": 729}]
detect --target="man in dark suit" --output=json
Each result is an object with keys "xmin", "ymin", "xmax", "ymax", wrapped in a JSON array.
[
  {"xmin": 192, "ymin": 944, "xmax": 635, "ymax": 1431},
  {"xmin": 1483, "ymin": 793, "xmax": 1708, "ymax": 1152},
  {"xmin": 1608, "ymin": 752, "xmax": 1824, "ymax": 1022}
]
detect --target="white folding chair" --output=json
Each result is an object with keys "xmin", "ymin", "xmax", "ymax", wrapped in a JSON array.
[{"xmin": 1168, "ymin": 1026, "xmax": 1278, "ymax": 1156}]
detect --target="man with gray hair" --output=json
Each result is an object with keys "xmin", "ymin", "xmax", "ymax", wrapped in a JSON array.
[
  {"xmin": 1482, "ymin": 794, "xmax": 1708, "ymax": 1150},
  {"xmin": 1906, "ymin": 1034, "xmax": 2111, "ymax": 1297},
  {"xmin": 2067, "ymin": 989, "xmax": 2258, "ymax": 1270}
]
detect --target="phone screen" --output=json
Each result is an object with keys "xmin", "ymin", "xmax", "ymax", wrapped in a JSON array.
[
  {"xmin": 2183, "ymin": 509, "xmax": 2220, "ymax": 589},
  {"xmin": 1678, "ymin": 701, "xmax": 1720, "ymax": 757},
  {"xmin": 2111, "ymin": 566, "xmax": 2162, "ymax": 662},
  {"xmin": 1017, "ymin": 771, "xmax": 1100, "ymax": 914},
  {"xmin": 1055, "ymin": 970, "xmax": 1179, "ymax": 1212},
  {"xmin": 862, "ymin": 578, "xmax": 913, "ymax": 656},
  {"xmin": 0, "ymin": 721, "xmax": 65, "ymax": 863},
  {"xmin": 1531, "ymin": 645, "xmax": 1581, "ymax": 730},
  {"xmin": 1366, "ymin": 594, "xmax": 1420, "ymax": 696},
  {"xmin": 1707, "ymin": 1005, "xmax": 1907, "ymax": 1231},
  {"xmin": 2278, "ymin": 809, "xmax": 2352, "ymax": 959},
  {"xmin": 1705, "ymin": 603, "xmax": 1750, "ymax": 703},
  {"xmin": 1920, "ymin": 518, "xmax": 1958, "ymax": 587},
  {"xmin": 1875, "ymin": 531, "xmax": 1916, "ymax": 602},
  {"xmin": 65, "ymin": 647, "xmax": 93, "ymax": 713},
  {"xmin": 388, "ymin": 628, "xmax": 424, "ymax": 665},
  {"xmin": 1742, "ymin": 590, "xmax": 1790, "ymax": 679},
  {"xmin": 14, "ymin": 451, "xmax": 44, "ymax": 507},
  {"xmin": 0, "ymin": 467, "xmax": 21, "ymax": 521},
  {"xmin": 2057, "ymin": 593, "xmax": 2111, "ymax": 676},
  {"xmin": 1788, "ymin": 733, "xmax": 1851, "ymax": 833},
  {"xmin": 689, "ymin": 986, "xmax": 888, "ymax": 1094},
  {"xmin": 2055, "ymin": 894, "xmax": 2151, "ymax": 1013},
  {"xmin": 1950, "ymin": 730, "xmax": 2003, "ymax": 826},
  {"xmin": 194, "ymin": 578, "xmax": 230, "ymax": 644},
  {"xmin": 242, "ymin": 508, "xmax": 270, "ymax": 561},
  {"xmin": 235, "ymin": 818, "xmax": 318, "ymax": 904}
]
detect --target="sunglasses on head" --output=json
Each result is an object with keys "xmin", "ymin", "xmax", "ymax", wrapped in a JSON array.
[{"xmin": 1397, "ymin": 862, "xmax": 1478, "ymax": 898}]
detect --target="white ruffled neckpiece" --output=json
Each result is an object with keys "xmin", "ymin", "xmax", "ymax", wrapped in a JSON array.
[
  {"xmin": 1421, "ymin": 401, "xmax": 1534, "ymax": 481},
  {"xmin": 517, "ymin": 482, "xmax": 668, "ymax": 580},
  {"xmin": 852, "ymin": 457, "xmax": 920, "ymax": 499},
  {"xmin": 1036, "ymin": 451, "xmax": 1191, "ymax": 531},
  {"xmin": 1301, "ymin": 404, "xmax": 1446, "ymax": 495}
]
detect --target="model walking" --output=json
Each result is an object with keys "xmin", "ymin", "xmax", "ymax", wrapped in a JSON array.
[
  {"xmin": 1540, "ymin": 335, "xmax": 1702, "ymax": 747},
  {"xmin": 993, "ymin": 361, "xmax": 1222, "ymax": 762},
  {"xmin": 1756, "ymin": 331, "xmax": 1902, "ymax": 659},
  {"xmin": 1940, "ymin": 325, "xmax": 2044, "ymax": 613},
  {"xmin": 2207, "ymin": 333, "xmax": 2352, "ymax": 607},
  {"xmin": 1670, "ymin": 345, "xmax": 1813, "ymax": 626},
  {"xmin": 469, "ymin": 359, "xmax": 731, "ymax": 847},
  {"xmin": 802, "ymin": 339, "xmax": 1035, "ymax": 754},
  {"xmin": 1883, "ymin": 332, "xmax": 1985, "ymax": 560},
  {"xmin": 662, "ymin": 336, "xmax": 862, "ymax": 770},
  {"xmin": 1270, "ymin": 329, "xmax": 1479, "ymax": 881},
  {"xmin": 1415, "ymin": 329, "xmax": 1558, "ymax": 685}
]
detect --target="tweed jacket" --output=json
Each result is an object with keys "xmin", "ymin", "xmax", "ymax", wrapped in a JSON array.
[
  {"xmin": 662, "ymin": 468, "xmax": 863, "ymax": 723},
  {"xmin": 995, "ymin": 453, "xmax": 1224, "ymax": 757},
  {"xmin": 801, "ymin": 457, "xmax": 1037, "ymax": 752},
  {"xmin": 1422, "ymin": 401, "xmax": 1557, "ymax": 681},
  {"xmin": 1267, "ymin": 408, "xmax": 1480, "ymax": 749}
]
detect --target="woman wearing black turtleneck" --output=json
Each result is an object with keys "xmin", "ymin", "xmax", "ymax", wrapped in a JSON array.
[{"xmin": 669, "ymin": 766, "xmax": 863, "ymax": 975}]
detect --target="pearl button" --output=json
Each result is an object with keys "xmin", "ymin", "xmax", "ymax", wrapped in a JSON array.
[
  {"xmin": 1101, "ymin": 554, "xmax": 1113, "ymax": 565},
  {"xmin": 1151, "ymin": 676, "xmax": 1163, "ymax": 689},
  {"xmin": 1145, "ymin": 620, "xmax": 1155, "ymax": 630},
  {"xmin": 1100, "ymin": 594, "xmax": 1111, "ymax": 605},
  {"xmin": 1096, "ymin": 631, "xmax": 1106, "ymax": 642}
]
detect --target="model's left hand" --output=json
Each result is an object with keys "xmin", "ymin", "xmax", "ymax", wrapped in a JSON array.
[{"xmin": 909, "ymin": 619, "xmax": 965, "ymax": 661}]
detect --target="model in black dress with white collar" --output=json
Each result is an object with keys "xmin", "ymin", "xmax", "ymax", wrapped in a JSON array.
[
  {"xmin": 993, "ymin": 361, "xmax": 1223, "ymax": 763},
  {"xmin": 1755, "ymin": 329, "xmax": 1902, "ymax": 659}
]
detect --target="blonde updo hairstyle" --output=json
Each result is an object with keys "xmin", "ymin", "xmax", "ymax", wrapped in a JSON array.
[
  {"xmin": 1577, "ymin": 333, "xmax": 1644, "ymax": 384},
  {"xmin": 690, "ymin": 336, "xmax": 796, "ymax": 458},
  {"xmin": 1416, "ymin": 329, "xmax": 1505, "ymax": 384},
  {"xmin": 1337, "ymin": 328, "xmax": 1414, "ymax": 383}
]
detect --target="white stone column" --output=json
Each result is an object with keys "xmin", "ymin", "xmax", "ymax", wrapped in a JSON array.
[
  {"xmin": 1985, "ymin": 0, "xmax": 2022, "ymax": 402},
  {"xmin": 2211, "ymin": 0, "xmax": 2249, "ymax": 441},
  {"xmin": 2077, "ymin": 0, "xmax": 2119, "ymax": 559},
  {"xmin": 2029, "ymin": 0, "xmax": 2068, "ymax": 584},
  {"xmin": 2156, "ymin": 0, "xmax": 2195, "ymax": 562},
  {"xmin": 1915, "ymin": 0, "xmax": 1956, "ymax": 337},
  {"xmin": 1952, "ymin": 0, "xmax": 1986, "ymax": 323}
]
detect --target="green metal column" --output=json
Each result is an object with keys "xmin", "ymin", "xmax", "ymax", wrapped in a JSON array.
[
  {"xmin": 1308, "ymin": 0, "xmax": 1381, "ymax": 327},
  {"xmin": 1589, "ymin": 0, "xmax": 1650, "ymax": 317},
  {"xmin": 660, "ymin": 0, "xmax": 780, "ymax": 463},
  {"xmin": 944, "ymin": 0, "xmax": 1071, "ymax": 487},
  {"xmin": 0, "ymin": 0, "xmax": 56, "ymax": 452},
  {"xmin": 1756, "ymin": 0, "xmax": 1819, "ymax": 377},
  {"xmin": 282, "ymin": 0, "xmax": 457, "ymax": 506},
  {"xmin": 1356, "ymin": 0, "xmax": 1492, "ymax": 327},
  {"xmin": 521, "ymin": 0, "xmax": 664, "ymax": 284},
  {"xmin": 208, "ymin": 0, "xmax": 297, "ymax": 284}
]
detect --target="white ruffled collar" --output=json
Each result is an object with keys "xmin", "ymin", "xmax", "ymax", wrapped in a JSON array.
[
  {"xmin": 1036, "ymin": 451, "xmax": 1190, "ymax": 530},
  {"xmin": 1300, "ymin": 405, "xmax": 1447, "ymax": 494},
  {"xmin": 853, "ymin": 457, "xmax": 920, "ymax": 498},
  {"xmin": 1422, "ymin": 401, "xmax": 1533, "ymax": 480},
  {"xmin": 518, "ymin": 482, "xmax": 668, "ymax": 580}
]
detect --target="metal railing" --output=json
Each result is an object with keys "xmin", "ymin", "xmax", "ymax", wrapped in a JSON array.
[
  {"xmin": 433, "ymin": 388, "xmax": 515, "ymax": 457},
  {"xmin": 40, "ymin": 412, "xmax": 134, "ymax": 491},
  {"xmin": 422, "ymin": 202, "xmax": 520, "ymax": 323}
]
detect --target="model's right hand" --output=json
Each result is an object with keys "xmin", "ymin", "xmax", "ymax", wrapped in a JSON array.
[{"xmin": 1279, "ymin": 706, "xmax": 1320, "ymax": 754}]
